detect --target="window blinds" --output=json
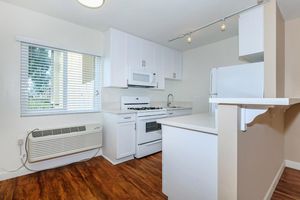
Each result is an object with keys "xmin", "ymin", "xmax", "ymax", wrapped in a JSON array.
[{"xmin": 20, "ymin": 42, "xmax": 101, "ymax": 116}]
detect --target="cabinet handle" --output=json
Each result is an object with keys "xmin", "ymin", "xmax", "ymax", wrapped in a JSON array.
[
  {"xmin": 142, "ymin": 60, "xmax": 146, "ymax": 67},
  {"xmin": 173, "ymin": 73, "xmax": 176, "ymax": 79},
  {"xmin": 124, "ymin": 117, "xmax": 131, "ymax": 119}
]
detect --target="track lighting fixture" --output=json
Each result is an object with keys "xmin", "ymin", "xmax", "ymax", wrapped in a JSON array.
[{"xmin": 169, "ymin": 0, "xmax": 267, "ymax": 43}]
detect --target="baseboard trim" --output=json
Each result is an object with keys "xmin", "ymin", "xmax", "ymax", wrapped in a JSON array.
[
  {"xmin": 0, "ymin": 169, "xmax": 34, "ymax": 181},
  {"xmin": 285, "ymin": 160, "xmax": 300, "ymax": 170},
  {"xmin": 264, "ymin": 162, "xmax": 285, "ymax": 200},
  {"xmin": 102, "ymin": 154, "xmax": 134, "ymax": 165}
]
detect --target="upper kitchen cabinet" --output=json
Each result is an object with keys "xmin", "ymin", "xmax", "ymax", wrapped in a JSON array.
[
  {"xmin": 103, "ymin": 28, "xmax": 182, "ymax": 89},
  {"xmin": 239, "ymin": 6, "xmax": 264, "ymax": 62},
  {"xmin": 153, "ymin": 44, "xmax": 165, "ymax": 90},
  {"xmin": 126, "ymin": 34, "xmax": 156, "ymax": 74},
  {"xmin": 163, "ymin": 47, "xmax": 183, "ymax": 80},
  {"xmin": 103, "ymin": 28, "xmax": 128, "ymax": 88}
]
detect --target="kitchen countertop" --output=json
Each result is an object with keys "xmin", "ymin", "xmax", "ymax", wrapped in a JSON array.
[{"xmin": 158, "ymin": 113, "xmax": 217, "ymax": 134}]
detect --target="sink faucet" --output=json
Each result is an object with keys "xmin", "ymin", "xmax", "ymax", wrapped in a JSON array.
[{"xmin": 167, "ymin": 93, "xmax": 174, "ymax": 107}]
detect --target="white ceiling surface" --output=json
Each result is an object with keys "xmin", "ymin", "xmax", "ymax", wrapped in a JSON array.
[
  {"xmin": 277, "ymin": 0, "xmax": 300, "ymax": 20},
  {"xmin": 1, "ymin": 0, "xmax": 299, "ymax": 51}
]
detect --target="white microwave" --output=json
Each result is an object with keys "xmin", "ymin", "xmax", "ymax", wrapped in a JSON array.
[{"xmin": 128, "ymin": 71, "xmax": 157, "ymax": 87}]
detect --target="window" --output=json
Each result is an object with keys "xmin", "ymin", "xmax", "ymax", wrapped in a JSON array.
[{"xmin": 20, "ymin": 42, "xmax": 101, "ymax": 116}]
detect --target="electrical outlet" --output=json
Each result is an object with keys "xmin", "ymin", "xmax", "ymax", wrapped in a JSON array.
[{"xmin": 18, "ymin": 139, "xmax": 24, "ymax": 146}]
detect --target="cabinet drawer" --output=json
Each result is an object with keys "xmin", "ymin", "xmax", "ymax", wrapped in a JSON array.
[
  {"xmin": 118, "ymin": 114, "xmax": 136, "ymax": 123},
  {"xmin": 135, "ymin": 140, "xmax": 162, "ymax": 158}
]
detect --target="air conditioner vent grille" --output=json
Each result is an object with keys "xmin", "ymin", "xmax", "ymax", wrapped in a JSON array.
[
  {"xmin": 27, "ymin": 124, "xmax": 102, "ymax": 163},
  {"xmin": 32, "ymin": 126, "xmax": 86, "ymax": 138}
]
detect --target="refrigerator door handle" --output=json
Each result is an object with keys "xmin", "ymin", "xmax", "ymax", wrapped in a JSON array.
[{"xmin": 210, "ymin": 68, "xmax": 217, "ymax": 98}]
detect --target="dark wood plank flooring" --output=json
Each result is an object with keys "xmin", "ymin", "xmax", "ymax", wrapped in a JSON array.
[
  {"xmin": 0, "ymin": 153, "xmax": 167, "ymax": 200},
  {"xmin": 272, "ymin": 168, "xmax": 300, "ymax": 200},
  {"xmin": 2, "ymin": 153, "xmax": 300, "ymax": 200}
]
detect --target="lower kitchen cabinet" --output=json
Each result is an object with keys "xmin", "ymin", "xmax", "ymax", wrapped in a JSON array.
[
  {"xmin": 116, "ymin": 122, "xmax": 136, "ymax": 159},
  {"xmin": 103, "ymin": 113, "xmax": 136, "ymax": 165},
  {"xmin": 167, "ymin": 108, "xmax": 192, "ymax": 117}
]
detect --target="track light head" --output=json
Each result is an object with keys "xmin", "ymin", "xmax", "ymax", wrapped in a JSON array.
[
  {"xmin": 257, "ymin": 0, "xmax": 264, "ymax": 5},
  {"xmin": 187, "ymin": 34, "xmax": 192, "ymax": 44},
  {"xmin": 220, "ymin": 20, "xmax": 226, "ymax": 32}
]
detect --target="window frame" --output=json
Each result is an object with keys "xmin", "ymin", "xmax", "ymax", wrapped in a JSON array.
[{"xmin": 20, "ymin": 42, "xmax": 102, "ymax": 117}]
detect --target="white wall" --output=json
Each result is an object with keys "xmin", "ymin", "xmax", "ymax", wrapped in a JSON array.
[
  {"xmin": 284, "ymin": 18, "xmax": 300, "ymax": 164},
  {"xmin": 0, "ymin": 1, "xmax": 107, "ymax": 180},
  {"xmin": 0, "ymin": 1, "xmax": 243, "ymax": 180}
]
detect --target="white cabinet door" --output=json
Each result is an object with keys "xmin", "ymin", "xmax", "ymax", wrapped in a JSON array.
[
  {"xmin": 173, "ymin": 50, "xmax": 183, "ymax": 80},
  {"xmin": 127, "ymin": 35, "xmax": 156, "ymax": 74},
  {"xmin": 163, "ymin": 47, "xmax": 175, "ymax": 79},
  {"xmin": 163, "ymin": 47, "xmax": 183, "ymax": 80},
  {"xmin": 116, "ymin": 122, "xmax": 136, "ymax": 159},
  {"xmin": 239, "ymin": 6, "xmax": 264, "ymax": 62},
  {"xmin": 103, "ymin": 29, "xmax": 128, "ymax": 88},
  {"xmin": 127, "ymin": 34, "xmax": 142, "ymax": 73},
  {"xmin": 141, "ymin": 40, "xmax": 156, "ymax": 74},
  {"xmin": 152, "ymin": 44, "xmax": 165, "ymax": 90}
]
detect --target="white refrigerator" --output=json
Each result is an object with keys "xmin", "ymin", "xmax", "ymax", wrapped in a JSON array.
[{"xmin": 210, "ymin": 62, "xmax": 264, "ymax": 112}]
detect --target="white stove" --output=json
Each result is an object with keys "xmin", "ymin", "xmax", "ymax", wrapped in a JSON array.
[{"xmin": 121, "ymin": 96, "xmax": 167, "ymax": 158}]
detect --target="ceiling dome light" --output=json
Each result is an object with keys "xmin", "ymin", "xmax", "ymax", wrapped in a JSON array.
[{"xmin": 77, "ymin": 0, "xmax": 105, "ymax": 8}]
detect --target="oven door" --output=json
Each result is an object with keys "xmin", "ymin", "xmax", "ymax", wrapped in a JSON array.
[{"xmin": 136, "ymin": 114, "xmax": 167, "ymax": 145}]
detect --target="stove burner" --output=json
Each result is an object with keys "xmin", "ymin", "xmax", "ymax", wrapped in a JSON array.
[{"xmin": 128, "ymin": 107, "xmax": 162, "ymax": 111}]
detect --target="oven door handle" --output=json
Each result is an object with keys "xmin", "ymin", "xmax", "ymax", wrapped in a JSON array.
[
  {"xmin": 137, "ymin": 115, "xmax": 168, "ymax": 121},
  {"xmin": 144, "ymin": 140, "xmax": 162, "ymax": 146}
]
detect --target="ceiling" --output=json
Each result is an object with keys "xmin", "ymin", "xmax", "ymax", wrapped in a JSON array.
[{"xmin": 1, "ymin": 0, "xmax": 300, "ymax": 51}]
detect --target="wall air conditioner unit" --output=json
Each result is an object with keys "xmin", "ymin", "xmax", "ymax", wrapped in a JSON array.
[{"xmin": 27, "ymin": 124, "xmax": 102, "ymax": 163}]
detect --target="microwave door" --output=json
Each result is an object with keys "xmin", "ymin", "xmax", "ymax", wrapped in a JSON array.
[{"xmin": 128, "ymin": 72, "xmax": 156, "ymax": 87}]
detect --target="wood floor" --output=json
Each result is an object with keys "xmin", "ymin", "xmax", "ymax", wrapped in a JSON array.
[
  {"xmin": 2, "ymin": 154, "xmax": 300, "ymax": 200},
  {"xmin": 0, "ymin": 153, "xmax": 167, "ymax": 200},
  {"xmin": 272, "ymin": 168, "xmax": 300, "ymax": 200}
]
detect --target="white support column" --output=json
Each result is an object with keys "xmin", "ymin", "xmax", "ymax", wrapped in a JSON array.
[{"xmin": 218, "ymin": 105, "xmax": 240, "ymax": 200}]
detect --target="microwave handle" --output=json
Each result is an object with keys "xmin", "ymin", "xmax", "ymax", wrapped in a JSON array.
[{"xmin": 152, "ymin": 73, "xmax": 157, "ymax": 84}]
